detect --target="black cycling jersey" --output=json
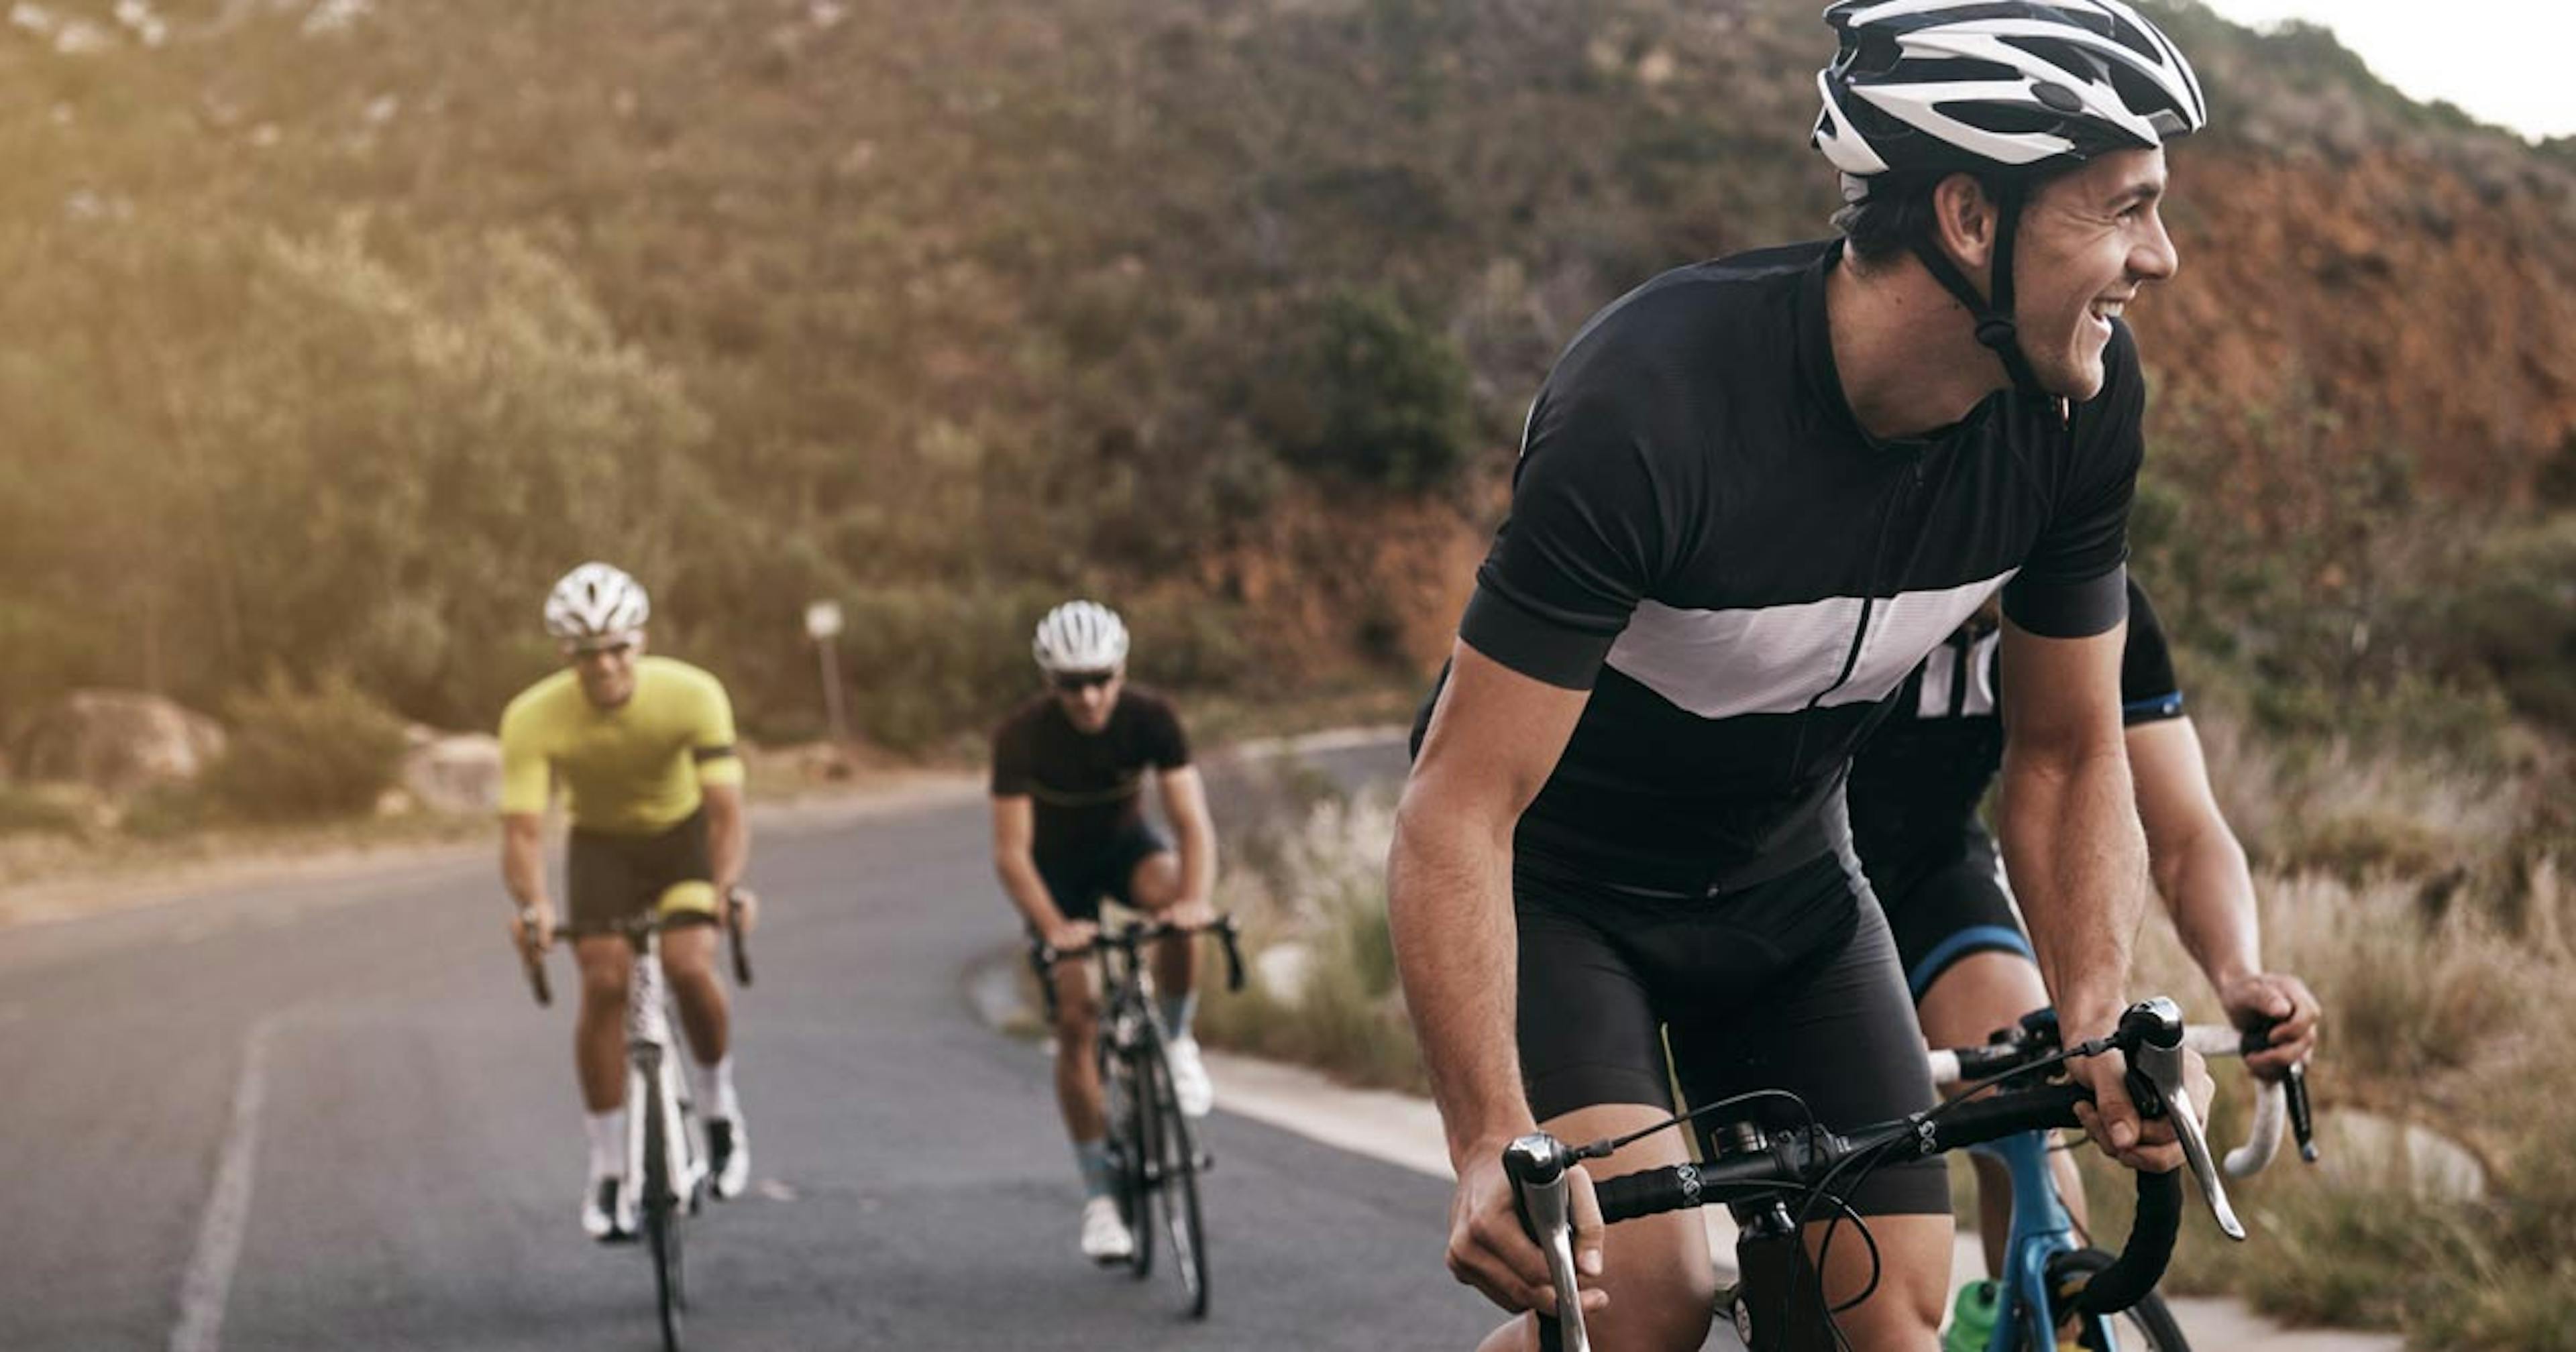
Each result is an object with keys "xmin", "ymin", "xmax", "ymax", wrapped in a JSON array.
[
  {"xmin": 989, "ymin": 687, "xmax": 1191, "ymax": 867},
  {"xmin": 1847, "ymin": 576, "xmax": 2185, "ymax": 912},
  {"xmin": 1447, "ymin": 238, "xmax": 2147, "ymax": 897}
]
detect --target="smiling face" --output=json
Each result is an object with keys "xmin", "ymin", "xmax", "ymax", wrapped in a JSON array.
[
  {"xmin": 2005, "ymin": 148, "xmax": 2179, "ymax": 400},
  {"xmin": 566, "ymin": 631, "xmax": 645, "ymax": 710}
]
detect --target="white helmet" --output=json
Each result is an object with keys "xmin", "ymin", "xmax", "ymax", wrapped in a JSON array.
[
  {"xmin": 1813, "ymin": 0, "xmax": 2206, "ymax": 186},
  {"xmin": 543, "ymin": 562, "xmax": 651, "ymax": 644},
  {"xmin": 1032, "ymin": 600, "xmax": 1129, "ymax": 674},
  {"xmin": 1809, "ymin": 1, "xmax": 2205, "ymax": 396}
]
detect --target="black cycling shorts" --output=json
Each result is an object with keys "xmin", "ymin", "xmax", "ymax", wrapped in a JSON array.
[
  {"xmin": 1515, "ymin": 850, "xmax": 1949, "ymax": 1217},
  {"xmin": 1879, "ymin": 829, "xmax": 2035, "ymax": 1001},
  {"xmin": 1036, "ymin": 822, "xmax": 1175, "ymax": 923},
  {"xmin": 568, "ymin": 807, "xmax": 720, "ymax": 932}
]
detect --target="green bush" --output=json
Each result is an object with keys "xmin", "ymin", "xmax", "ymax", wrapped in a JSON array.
[
  {"xmin": 202, "ymin": 675, "xmax": 410, "ymax": 822},
  {"xmin": 1258, "ymin": 288, "xmax": 1475, "ymax": 494}
]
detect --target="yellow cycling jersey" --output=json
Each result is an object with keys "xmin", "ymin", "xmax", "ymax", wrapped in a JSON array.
[{"xmin": 497, "ymin": 656, "xmax": 744, "ymax": 835}]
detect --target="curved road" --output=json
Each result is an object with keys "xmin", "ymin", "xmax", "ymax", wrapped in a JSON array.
[{"xmin": 0, "ymin": 736, "xmax": 1499, "ymax": 1351}]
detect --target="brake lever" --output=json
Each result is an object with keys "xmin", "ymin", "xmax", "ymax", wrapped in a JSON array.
[
  {"xmin": 1503, "ymin": 1133, "xmax": 1591, "ymax": 1352},
  {"xmin": 2125, "ymin": 998, "xmax": 2246, "ymax": 1241}
]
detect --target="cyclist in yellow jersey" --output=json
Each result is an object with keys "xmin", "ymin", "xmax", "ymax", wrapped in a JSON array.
[{"xmin": 500, "ymin": 561, "xmax": 760, "ymax": 1241}]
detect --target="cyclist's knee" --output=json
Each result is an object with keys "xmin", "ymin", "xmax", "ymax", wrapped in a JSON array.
[
  {"xmin": 1053, "ymin": 1000, "xmax": 1100, "ymax": 1049},
  {"xmin": 1588, "ymin": 1219, "xmax": 1719, "ymax": 1352},
  {"xmin": 579, "ymin": 965, "xmax": 629, "ymax": 1014},
  {"xmin": 1126, "ymin": 851, "xmax": 1181, "ymax": 909},
  {"xmin": 1917, "ymin": 949, "xmax": 2047, "ymax": 1049}
]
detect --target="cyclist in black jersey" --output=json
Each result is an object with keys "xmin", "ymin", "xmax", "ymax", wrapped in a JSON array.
[
  {"xmin": 1849, "ymin": 577, "xmax": 2319, "ymax": 1278},
  {"xmin": 1387, "ymin": 5, "xmax": 2216, "ymax": 1349},
  {"xmin": 990, "ymin": 600, "xmax": 1220, "ymax": 1265}
]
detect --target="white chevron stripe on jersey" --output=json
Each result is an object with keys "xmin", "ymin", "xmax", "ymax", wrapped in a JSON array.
[{"xmin": 1605, "ymin": 571, "xmax": 2014, "ymax": 720}]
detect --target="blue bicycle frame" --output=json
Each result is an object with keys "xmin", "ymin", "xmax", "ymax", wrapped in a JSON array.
[{"xmin": 1977, "ymin": 1130, "xmax": 2113, "ymax": 1352}]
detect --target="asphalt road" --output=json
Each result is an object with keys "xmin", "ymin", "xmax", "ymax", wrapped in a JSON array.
[{"xmin": 0, "ymin": 735, "xmax": 1499, "ymax": 1351}]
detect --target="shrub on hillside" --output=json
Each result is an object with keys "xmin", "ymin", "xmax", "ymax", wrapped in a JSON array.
[
  {"xmin": 202, "ymin": 675, "xmax": 409, "ymax": 822},
  {"xmin": 0, "ymin": 784, "xmax": 87, "ymax": 838},
  {"xmin": 1258, "ymin": 288, "xmax": 1475, "ymax": 494}
]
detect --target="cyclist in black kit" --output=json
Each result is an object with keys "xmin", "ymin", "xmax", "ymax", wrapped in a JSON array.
[
  {"xmin": 1849, "ymin": 576, "xmax": 2319, "ymax": 1279},
  {"xmin": 1389, "ymin": 4, "xmax": 2216, "ymax": 1349},
  {"xmin": 991, "ymin": 600, "xmax": 1219, "ymax": 1265}
]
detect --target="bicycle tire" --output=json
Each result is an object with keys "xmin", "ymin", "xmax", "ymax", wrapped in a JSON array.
[
  {"xmin": 2053, "ymin": 1247, "xmax": 2191, "ymax": 1352},
  {"xmin": 1098, "ymin": 1029, "xmax": 1152, "ymax": 1277},
  {"xmin": 1147, "ymin": 1041, "xmax": 1212, "ymax": 1319},
  {"xmin": 1124, "ymin": 1037, "xmax": 1160, "ymax": 1280},
  {"xmin": 643, "ymin": 1075, "xmax": 686, "ymax": 1352}
]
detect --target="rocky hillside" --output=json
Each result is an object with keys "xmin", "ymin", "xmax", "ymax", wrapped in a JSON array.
[{"xmin": 3, "ymin": 0, "xmax": 2570, "ymax": 748}]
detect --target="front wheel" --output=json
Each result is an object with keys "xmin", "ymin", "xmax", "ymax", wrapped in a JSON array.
[
  {"xmin": 2053, "ymin": 1247, "xmax": 2191, "ymax": 1351},
  {"xmin": 642, "ymin": 1077, "xmax": 687, "ymax": 1351},
  {"xmin": 1148, "ymin": 1040, "xmax": 1211, "ymax": 1318}
]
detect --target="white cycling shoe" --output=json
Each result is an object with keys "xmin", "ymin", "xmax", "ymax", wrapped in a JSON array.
[
  {"xmin": 1079, "ymin": 1196, "xmax": 1135, "ymax": 1264},
  {"xmin": 582, "ymin": 1174, "xmax": 636, "ymax": 1243},
  {"xmin": 1165, "ymin": 1037, "xmax": 1214, "ymax": 1118},
  {"xmin": 707, "ymin": 1117, "xmax": 751, "ymax": 1200}
]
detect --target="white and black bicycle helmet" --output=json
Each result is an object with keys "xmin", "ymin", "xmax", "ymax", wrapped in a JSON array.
[
  {"xmin": 1811, "ymin": 0, "xmax": 2206, "ymax": 392},
  {"xmin": 543, "ymin": 561, "xmax": 651, "ymax": 644},
  {"xmin": 1032, "ymin": 600, "xmax": 1129, "ymax": 674}
]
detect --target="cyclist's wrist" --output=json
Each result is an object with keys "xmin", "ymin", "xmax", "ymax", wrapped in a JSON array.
[{"xmin": 1447, "ymin": 1114, "xmax": 1541, "ymax": 1170}]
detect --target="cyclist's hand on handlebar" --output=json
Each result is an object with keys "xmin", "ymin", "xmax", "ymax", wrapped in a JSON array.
[
  {"xmin": 1446, "ymin": 1139, "xmax": 1606, "ymax": 1317},
  {"xmin": 1044, "ymin": 918, "xmax": 1099, "ymax": 955},
  {"xmin": 2070, "ymin": 1046, "xmax": 2177, "ymax": 1173},
  {"xmin": 1164, "ymin": 897, "xmax": 1219, "ymax": 930},
  {"xmin": 2219, "ymin": 971, "xmax": 2320, "ymax": 1080},
  {"xmin": 725, "ymin": 885, "xmax": 761, "ymax": 936},
  {"xmin": 511, "ymin": 900, "xmax": 557, "ymax": 954}
]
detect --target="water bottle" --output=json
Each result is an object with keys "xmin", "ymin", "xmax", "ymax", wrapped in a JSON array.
[{"xmin": 1942, "ymin": 1279, "xmax": 2000, "ymax": 1352}]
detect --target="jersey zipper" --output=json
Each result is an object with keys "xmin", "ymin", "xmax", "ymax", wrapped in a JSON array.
[{"xmin": 1810, "ymin": 450, "xmax": 1925, "ymax": 710}]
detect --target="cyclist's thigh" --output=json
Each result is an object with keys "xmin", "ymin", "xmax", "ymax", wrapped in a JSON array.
[
  {"xmin": 1667, "ymin": 860, "xmax": 1948, "ymax": 1219},
  {"xmin": 1881, "ymin": 830, "xmax": 2030, "ymax": 1004},
  {"xmin": 568, "ymin": 825, "xmax": 652, "ymax": 934},
  {"xmin": 1108, "ymin": 826, "xmax": 1181, "ymax": 910},
  {"xmin": 1037, "ymin": 851, "xmax": 1112, "ymax": 927},
  {"xmin": 1513, "ymin": 866, "xmax": 1672, "ymax": 1122}
]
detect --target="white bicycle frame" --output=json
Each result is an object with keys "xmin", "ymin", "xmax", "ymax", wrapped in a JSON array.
[{"xmin": 625, "ymin": 933, "xmax": 700, "ymax": 1208}]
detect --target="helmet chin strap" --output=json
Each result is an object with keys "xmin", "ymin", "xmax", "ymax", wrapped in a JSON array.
[{"xmin": 1905, "ymin": 178, "xmax": 2049, "ymax": 398}]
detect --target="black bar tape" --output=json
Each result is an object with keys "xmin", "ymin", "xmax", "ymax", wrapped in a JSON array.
[{"xmin": 2068, "ymin": 1169, "xmax": 2182, "ymax": 1317}]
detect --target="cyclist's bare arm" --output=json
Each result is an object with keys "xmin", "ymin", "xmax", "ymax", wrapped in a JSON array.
[
  {"xmin": 502, "ymin": 810, "xmax": 552, "ymax": 949},
  {"xmin": 2128, "ymin": 718, "xmax": 2318, "ymax": 1072},
  {"xmin": 991, "ymin": 794, "xmax": 1085, "ymax": 949},
  {"xmin": 702, "ymin": 780, "xmax": 754, "ymax": 929},
  {"xmin": 1389, "ymin": 640, "xmax": 1603, "ymax": 1316},
  {"xmin": 1155, "ymin": 764, "xmax": 1219, "ymax": 918},
  {"xmin": 1994, "ymin": 617, "xmax": 2168, "ymax": 1169}
]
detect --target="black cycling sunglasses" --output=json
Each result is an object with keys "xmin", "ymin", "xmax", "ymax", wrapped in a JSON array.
[
  {"xmin": 1051, "ymin": 669, "xmax": 1117, "ymax": 692},
  {"xmin": 570, "ymin": 640, "xmax": 637, "ymax": 659}
]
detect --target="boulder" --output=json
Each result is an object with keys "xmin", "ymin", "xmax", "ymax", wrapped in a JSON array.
[
  {"xmin": 13, "ymin": 689, "xmax": 227, "ymax": 797},
  {"xmin": 399, "ymin": 727, "xmax": 502, "ymax": 814}
]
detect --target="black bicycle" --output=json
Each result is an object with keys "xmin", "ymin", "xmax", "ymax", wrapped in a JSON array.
[
  {"xmin": 1032, "ymin": 915, "xmax": 1246, "ymax": 1318},
  {"xmin": 521, "ymin": 903, "xmax": 753, "ymax": 1352},
  {"xmin": 1509, "ymin": 997, "xmax": 2249, "ymax": 1352}
]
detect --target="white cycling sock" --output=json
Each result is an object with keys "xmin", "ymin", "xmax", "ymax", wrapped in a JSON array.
[
  {"xmin": 585, "ymin": 1109, "xmax": 626, "ymax": 1179},
  {"xmin": 697, "ymin": 1054, "xmax": 740, "ymax": 1122}
]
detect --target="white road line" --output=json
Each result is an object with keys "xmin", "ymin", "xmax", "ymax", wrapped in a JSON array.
[{"xmin": 168, "ymin": 1015, "xmax": 278, "ymax": 1352}]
